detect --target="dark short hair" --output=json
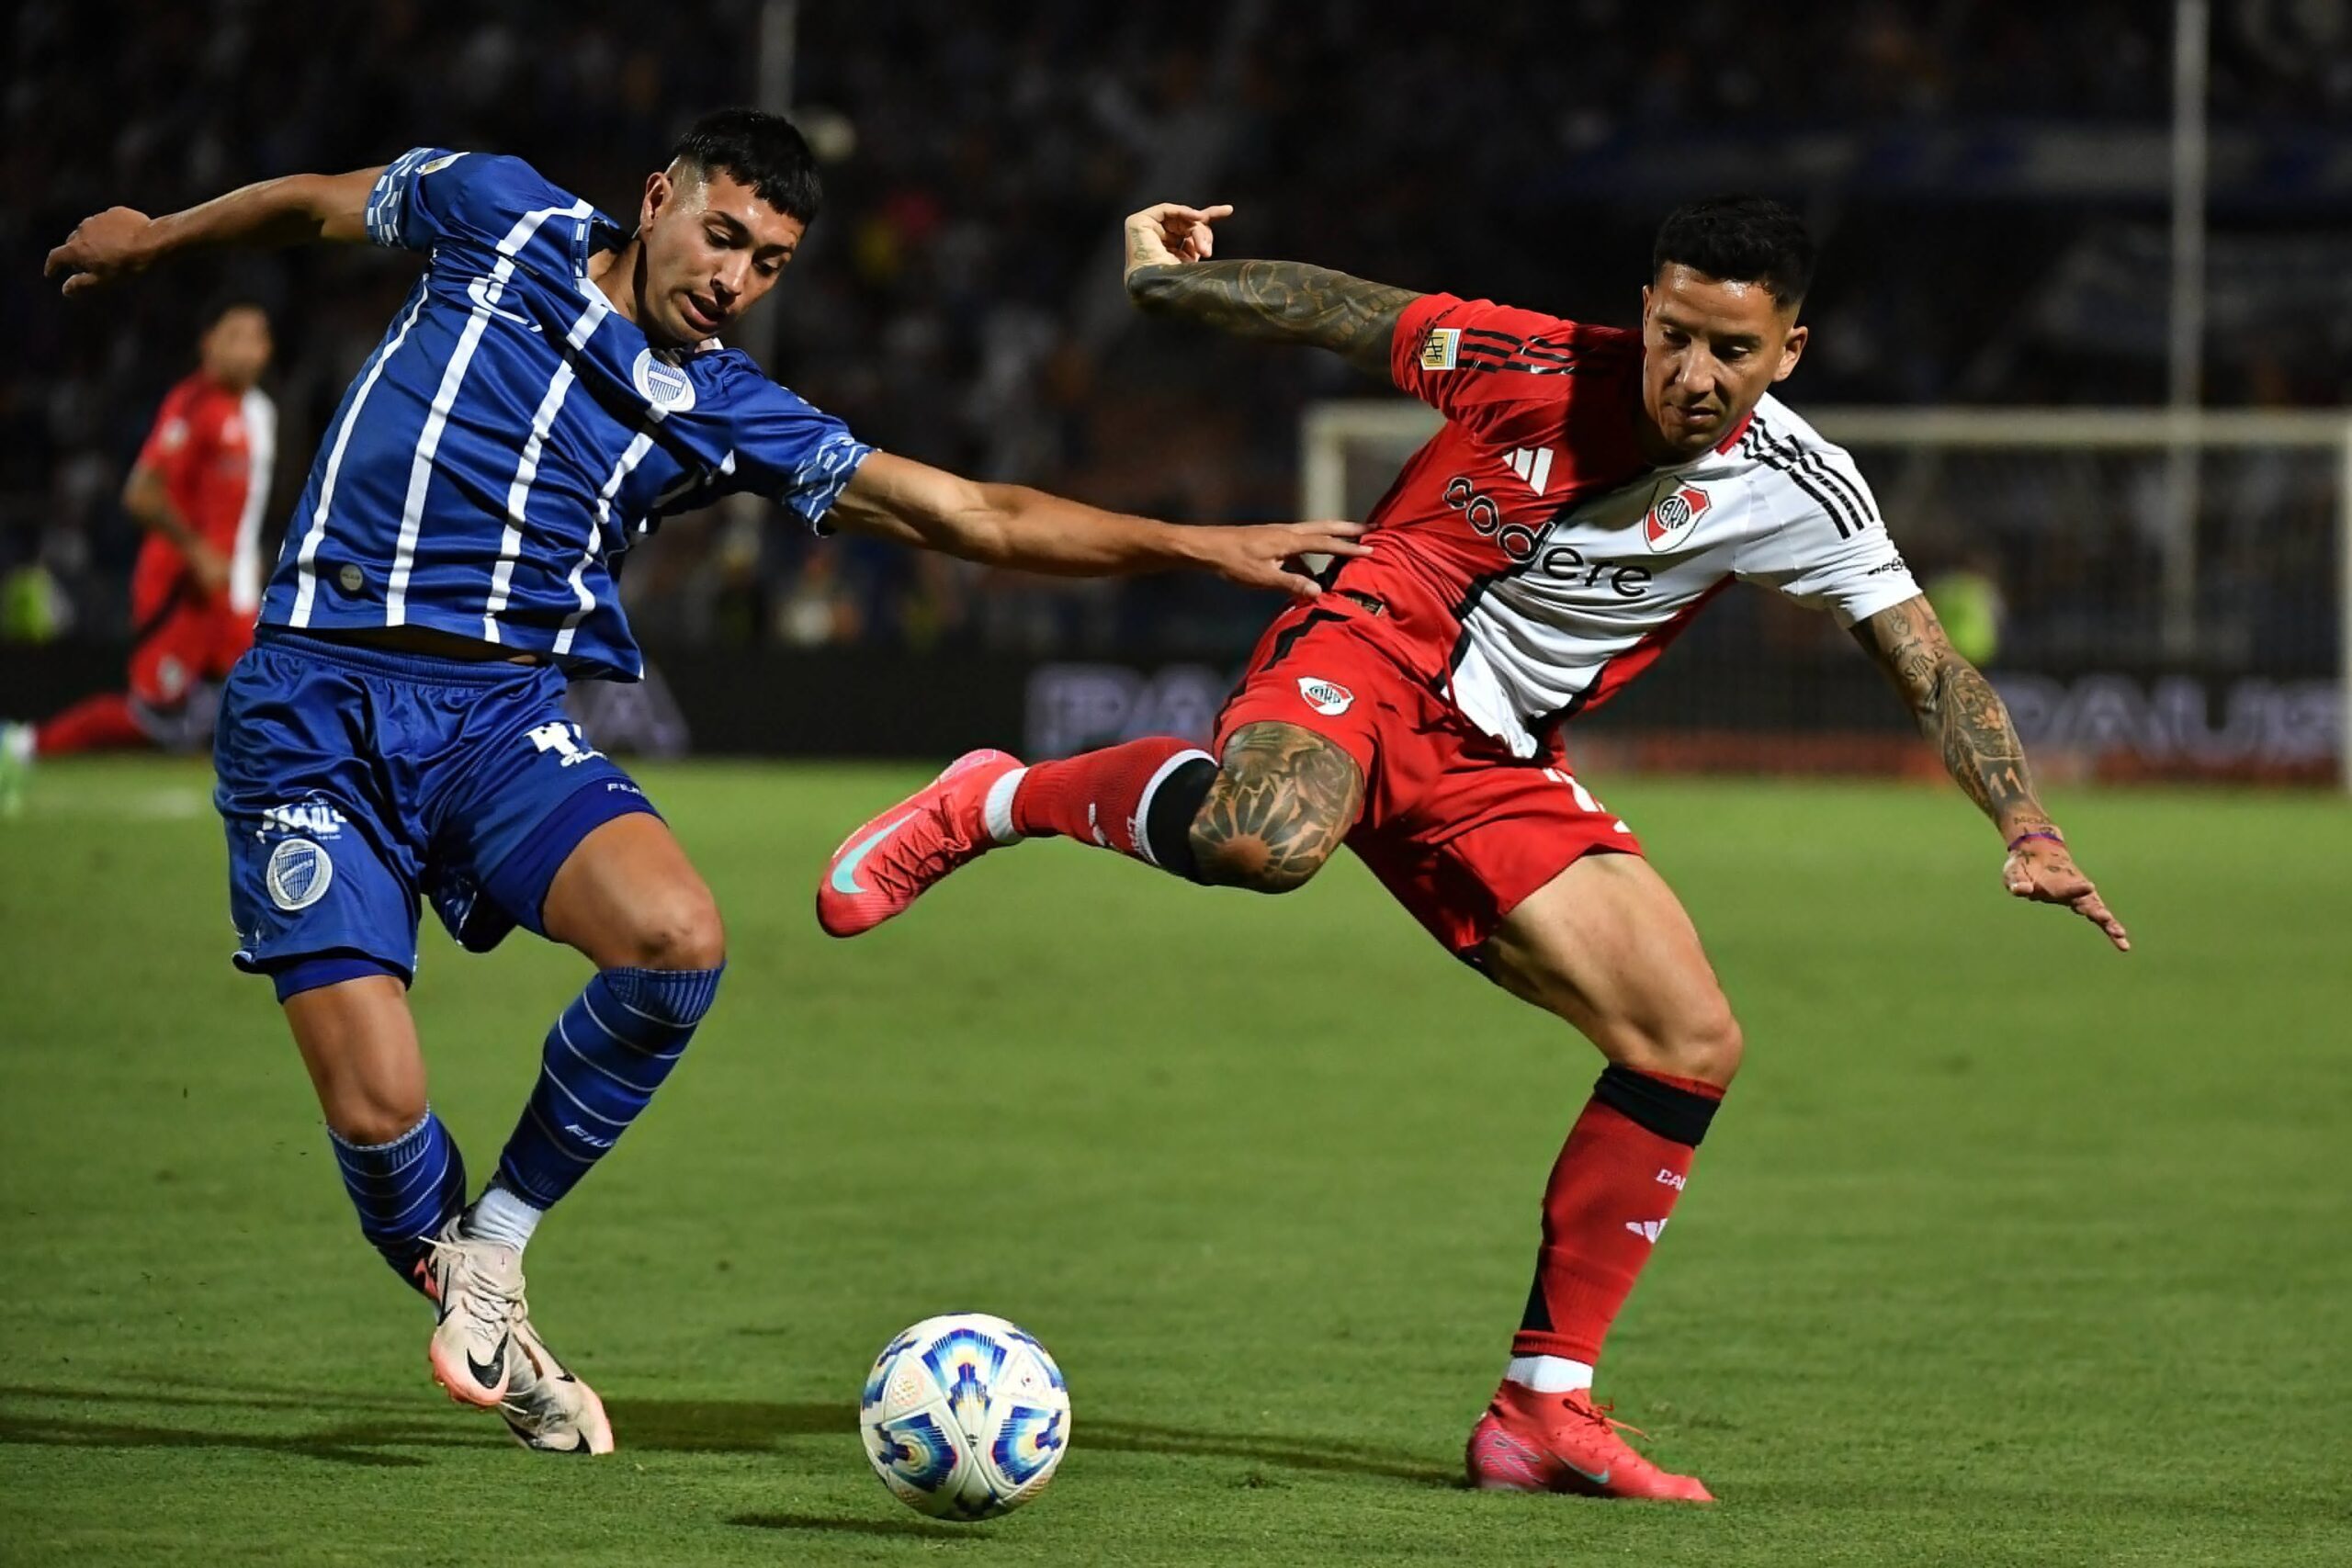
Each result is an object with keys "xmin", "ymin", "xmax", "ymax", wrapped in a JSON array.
[
  {"xmin": 670, "ymin": 107, "xmax": 822, "ymax": 223},
  {"xmin": 1652, "ymin": 196, "xmax": 1815, "ymax": 310},
  {"xmin": 198, "ymin": 294, "xmax": 270, "ymax": 335}
]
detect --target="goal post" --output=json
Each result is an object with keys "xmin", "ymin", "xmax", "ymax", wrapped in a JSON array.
[{"xmin": 1301, "ymin": 402, "xmax": 2352, "ymax": 791}]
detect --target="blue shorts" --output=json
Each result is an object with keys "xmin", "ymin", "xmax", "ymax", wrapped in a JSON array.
[{"xmin": 215, "ymin": 629, "xmax": 660, "ymax": 997}]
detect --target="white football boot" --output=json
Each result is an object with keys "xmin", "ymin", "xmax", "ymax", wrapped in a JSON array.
[
  {"xmin": 421, "ymin": 1218, "xmax": 521, "ymax": 1406},
  {"xmin": 498, "ymin": 1314, "xmax": 616, "ymax": 1455}
]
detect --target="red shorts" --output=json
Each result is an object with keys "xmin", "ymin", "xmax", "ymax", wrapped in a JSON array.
[
  {"xmin": 130, "ymin": 576, "xmax": 254, "ymax": 710},
  {"xmin": 1216, "ymin": 597, "xmax": 1641, "ymax": 956}
]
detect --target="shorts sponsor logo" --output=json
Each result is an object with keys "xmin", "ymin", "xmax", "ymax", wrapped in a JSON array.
[
  {"xmin": 418, "ymin": 152, "xmax": 467, "ymax": 175},
  {"xmin": 632, "ymin": 349, "xmax": 697, "ymax": 412},
  {"xmin": 265, "ymin": 837, "xmax": 334, "ymax": 912},
  {"xmin": 1419, "ymin": 328, "xmax": 1461, "ymax": 370},
  {"xmin": 1296, "ymin": 676, "xmax": 1354, "ymax": 716},
  {"xmin": 1643, "ymin": 483, "xmax": 1712, "ymax": 553},
  {"xmin": 258, "ymin": 799, "xmax": 346, "ymax": 840},
  {"xmin": 527, "ymin": 720, "xmax": 605, "ymax": 767}
]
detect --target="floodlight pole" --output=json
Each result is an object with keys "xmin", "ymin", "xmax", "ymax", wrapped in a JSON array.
[{"xmin": 2162, "ymin": 0, "xmax": 2209, "ymax": 660}]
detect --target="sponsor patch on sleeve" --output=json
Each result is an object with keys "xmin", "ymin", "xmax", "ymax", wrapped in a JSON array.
[{"xmin": 1419, "ymin": 328, "xmax": 1461, "ymax": 371}]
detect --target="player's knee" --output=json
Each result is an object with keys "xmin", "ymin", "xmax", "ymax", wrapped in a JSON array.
[
  {"xmin": 1659, "ymin": 998, "xmax": 1744, "ymax": 1088},
  {"xmin": 326, "ymin": 1089, "xmax": 429, "ymax": 1149},
  {"xmin": 616, "ymin": 883, "xmax": 728, "ymax": 971},
  {"xmin": 1182, "ymin": 744, "xmax": 1354, "ymax": 895},
  {"xmin": 1188, "ymin": 823, "xmax": 1334, "ymax": 895}
]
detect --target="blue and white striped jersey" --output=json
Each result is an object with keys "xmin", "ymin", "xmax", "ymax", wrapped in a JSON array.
[{"xmin": 260, "ymin": 147, "xmax": 872, "ymax": 681}]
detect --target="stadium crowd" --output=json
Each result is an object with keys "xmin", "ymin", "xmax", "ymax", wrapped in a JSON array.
[{"xmin": 5, "ymin": 0, "xmax": 2347, "ymax": 661}]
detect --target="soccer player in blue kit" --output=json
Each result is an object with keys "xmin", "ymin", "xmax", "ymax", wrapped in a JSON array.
[{"xmin": 45, "ymin": 110, "xmax": 1365, "ymax": 1453}]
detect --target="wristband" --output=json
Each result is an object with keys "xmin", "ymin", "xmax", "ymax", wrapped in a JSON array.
[{"xmin": 2006, "ymin": 829, "xmax": 2064, "ymax": 854}]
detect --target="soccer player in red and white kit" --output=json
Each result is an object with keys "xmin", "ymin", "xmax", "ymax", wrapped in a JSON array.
[
  {"xmin": 817, "ymin": 196, "xmax": 2132, "ymax": 1501},
  {"xmin": 5, "ymin": 299, "xmax": 275, "ymax": 782}
]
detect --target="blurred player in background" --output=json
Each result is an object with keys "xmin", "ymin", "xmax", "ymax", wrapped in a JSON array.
[
  {"xmin": 0, "ymin": 300, "xmax": 274, "ymax": 807},
  {"xmin": 820, "ymin": 195, "xmax": 2131, "ymax": 1501},
  {"xmin": 43, "ymin": 109, "xmax": 1363, "ymax": 1454}
]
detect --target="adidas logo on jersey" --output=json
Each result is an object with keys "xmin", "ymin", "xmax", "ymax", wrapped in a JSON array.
[
  {"xmin": 1623, "ymin": 1219, "xmax": 1668, "ymax": 1244},
  {"xmin": 1504, "ymin": 446, "xmax": 1555, "ymax": 496}
]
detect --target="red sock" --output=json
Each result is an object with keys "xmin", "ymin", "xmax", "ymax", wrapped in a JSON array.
[
  {"xmin": 36, "ymin": 694, "xmax": 151, "ymax": 756},
  {"xmin": 1010, "ymin": 736, "xmax": 1215, "ymax": 863},
  {"xmin": 1513, "ymin": 1065, "xmax": 1726, "ymax": 1366}
]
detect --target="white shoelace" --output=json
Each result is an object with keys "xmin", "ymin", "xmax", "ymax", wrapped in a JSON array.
[{"xmin": 427, "ymin": 1236, "xmax": 525, "ymax": 1342}]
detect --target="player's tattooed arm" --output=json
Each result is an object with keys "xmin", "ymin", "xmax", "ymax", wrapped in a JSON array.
[
  {"xmin": 47, "ymin": 167, "xmax": 381, "ymax": 296},
  {"xmin": 1854, "ymin": 595, "xmax": 2130, "ymax": 951},
  {"xmin": 1120, "ymin": 202, "xmax": 1420, "ymax": 378},
  {"xmin": 1855, "ymin": 595, "xmax": 2046, "ymax": 831},
  {"xmin": 1127, "ymin": 260, "xmax": 1421, "ymax": 378},
  {"xmin": 1189, "ymin": 723, "xmax": 1366, "ymax": 893}
]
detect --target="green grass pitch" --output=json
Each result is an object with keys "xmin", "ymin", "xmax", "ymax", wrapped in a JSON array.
[{"xmin": 2, "ymin": 759, "xmax": 2346, "ymax": 1566}]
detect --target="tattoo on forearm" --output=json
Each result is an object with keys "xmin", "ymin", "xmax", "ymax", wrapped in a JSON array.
[
  {"xmin": 1857, "ymin": 597, "xmax": 2049, "ymax": 830},
  {"xmin": 1126, "ymin": 260, "xmax": 1419, "ymax": 377},
  {"xmin": 1933, "ymin": 662, "xmax": 2040, "ymax": 825},
  {"xmin": 1189, "ymin": 722, "xmax": 1365, "ymax": 891}
]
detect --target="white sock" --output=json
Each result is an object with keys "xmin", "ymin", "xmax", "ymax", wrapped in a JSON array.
[
  {"xmin": 982, "ymin": 767, "xmax": 1028, "ymax": 845},
  {"xmin": 1505, "ymin": 1354, "xmax": 1594, "ymax": 1393},
  {"xmin": 466, "ymin": 1184, "xmax": 544, "ymax": 1252}
]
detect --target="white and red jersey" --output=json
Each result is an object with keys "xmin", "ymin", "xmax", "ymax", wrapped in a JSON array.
[
  {"xmin": 1327, "ymin": 293, "xmax": 1919, "ymax": 757},
  {"xmin": 131, "ymin": 371, "xmax": 276, "ymax": 615}
]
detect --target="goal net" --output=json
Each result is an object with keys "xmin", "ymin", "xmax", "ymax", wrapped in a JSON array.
[{"xmin": 1301, "ymin": 403, "xmax": 2352, "ymax": 789}]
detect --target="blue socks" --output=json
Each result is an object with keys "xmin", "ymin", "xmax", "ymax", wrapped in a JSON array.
[
  {"xmin": 329, "ymin": 1109, "xmax": 467, "ymax": 1291},
  {"xmin": 493, "ymin": 964, "xmax": 723, "ymax": 1209}
]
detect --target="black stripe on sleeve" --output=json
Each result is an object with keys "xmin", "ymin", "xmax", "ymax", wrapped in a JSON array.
[
  {"xmin": 1742, "ymin": 423, "xmax": 1866, "ymax": 539},
  {"xmin": 1753, "ymin": 414, "xmax": 1878, "ymax": 536},
  {"xmin": 1740, "ymin": 445, "xmax": 1855, "ymax": 539}
]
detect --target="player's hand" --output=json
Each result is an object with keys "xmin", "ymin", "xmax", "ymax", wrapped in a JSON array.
[
  {"xmin": 1187, "ymin": 520, "xmax": 1370, "ymax": 598},
  {"xmin": 46, "ymin": 207, "xmax": 159, "ymax": 297},
  {"xmin": 186, "ymin": 540, "xmax": 232, "ymax": 599},
  {"xmin": 1123, "ymin": 201, "xmax": 1232, "ymax": 285},
  {"xmin": 2002, "ymin": 836, "xmax": 2130, "ymax": 953}
]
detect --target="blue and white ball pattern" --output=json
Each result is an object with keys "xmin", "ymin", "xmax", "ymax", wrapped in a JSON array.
[{"xmin": 860, "ymin": 1313, "xmax": 1069, "ymax": 1519}]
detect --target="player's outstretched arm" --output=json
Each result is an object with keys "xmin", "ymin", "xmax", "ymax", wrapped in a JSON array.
[
  {"xmin": 827, "ymin": 451, "xmax": 1368, "ymax": 596},
  {"xmin": 1121, "ymin": 202, "xmax": 1420, "ymax": 378},
  {"xmin": 1854, "ymin": 594, "xmax": 2130, "ymax": 953},
  {"xmin": 46, "ymin": 167, "xmax": 383, "ymax": 297}
]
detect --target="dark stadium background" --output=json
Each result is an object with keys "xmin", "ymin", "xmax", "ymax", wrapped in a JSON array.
[{"xmin": 4, "ymin": 0, "xmax": 2347, "ymax": 761}]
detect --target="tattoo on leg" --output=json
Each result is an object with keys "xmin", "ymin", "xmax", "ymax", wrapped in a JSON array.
[{"xmin": 1189, "ymin": 723, "xmax": 1364, "ymax": 892}]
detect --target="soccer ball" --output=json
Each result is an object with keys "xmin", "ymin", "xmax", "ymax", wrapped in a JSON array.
[{"xmin": 859, "ymin": 1313, "xmax": 1070, "ymax": 1520}]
